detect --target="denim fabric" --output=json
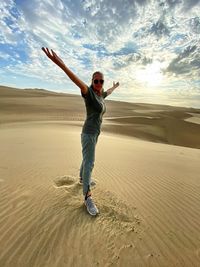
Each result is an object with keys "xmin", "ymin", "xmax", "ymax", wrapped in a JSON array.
[{"xmin": 80, "ymin": 133, "xmax": 99, "ymax": 195}]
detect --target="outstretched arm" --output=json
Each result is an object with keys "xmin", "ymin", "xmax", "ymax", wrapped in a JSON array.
[
  {"xmin": 106, "ymin": 82, "xmax": 120, "ymax": 96},
  {"xmin": 41, "ymin": 47, "xmax": 88, "ymax": 94}
]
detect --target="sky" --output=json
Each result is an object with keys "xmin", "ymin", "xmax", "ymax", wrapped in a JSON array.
[{"xmin": 0, "ymin": 0, "xmax": 200, "ymax": 108}]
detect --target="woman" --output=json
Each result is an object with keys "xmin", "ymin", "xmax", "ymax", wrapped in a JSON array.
[{"xmin": 42, "ymin": 47, "xmax": 119, "ymax": 216}]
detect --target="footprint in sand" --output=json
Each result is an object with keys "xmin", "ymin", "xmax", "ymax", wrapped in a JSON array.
[
  {"xmin": 96, "ymin": 189, "xmax": 142, "ymax": 233},
  {"xmin": 53, "ymin": 175, "xmax": 77, "ymax": 188}
]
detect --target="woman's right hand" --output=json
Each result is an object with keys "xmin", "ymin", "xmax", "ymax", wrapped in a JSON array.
[
  {"xmin": 41, "ymin": 47, "xmax": 88, "ymax": 94},
  {"xmin": 42, "ymin": 47, "xmax": 65, "ymax": 69}
]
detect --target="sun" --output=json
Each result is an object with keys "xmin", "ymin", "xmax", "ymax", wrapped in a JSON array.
[{"xmin": 135, "ymin": 61, "xmax": 164, "ymax": 87}]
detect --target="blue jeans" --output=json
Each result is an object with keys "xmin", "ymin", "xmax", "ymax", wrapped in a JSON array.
[{"xmin": 80, "ymin": 133, "xmax": 99, "ymax": 195}]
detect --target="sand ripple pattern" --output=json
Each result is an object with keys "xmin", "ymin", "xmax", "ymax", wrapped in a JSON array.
[{"xmin": 0, "ymin": 175, "xmax": 142, "ymax": 267}]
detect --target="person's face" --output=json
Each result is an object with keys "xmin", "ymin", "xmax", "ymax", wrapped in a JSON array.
[{"xmin": 92, "ymin": 73, "xmax": 104, "ymax": 92}]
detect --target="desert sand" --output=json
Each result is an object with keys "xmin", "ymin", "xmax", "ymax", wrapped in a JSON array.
[{"xmin": 0, "ymin": 85, "xmax": 200, "ymax": 267}]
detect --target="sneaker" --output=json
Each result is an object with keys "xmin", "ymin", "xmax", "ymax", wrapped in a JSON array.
[
  {"xmin": 84, "ymin": 196, "xmax": 99, "ymax": 216},
  {"xmin": 79, "ymin": 178, "xmax": 96, "ymax": 186}
]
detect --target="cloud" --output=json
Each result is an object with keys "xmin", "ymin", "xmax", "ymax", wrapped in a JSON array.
[
  {"xmin": 183, "ymin": 0, "xmax": 200, "ymax": 10},
  {"xmin": 163, "ymin": 0, "xmax": 200, "ymax": 11},
  {"xmin": 112, "ymin": 53, "xmax": 153, "ymax": 71},
  {"xmin": 189, "ymin": 16, "xmax": 200, "ymax": 33},
  {"xmin": 150, "ymin": 19, "xmax": 170, "ymax": 37},
  {"xmin": 0, "ymin": 51, "xmax": 11, "ymax": 60},
  {"xmin": 166, "ymin": 44, "xmax": 200, "ymax": 77},
  {"xmin": 165, "ymin": 0, "xmax": 182, "ymax": 8}
]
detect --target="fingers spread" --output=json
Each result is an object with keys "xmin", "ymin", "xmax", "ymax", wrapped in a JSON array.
[
  {"xmin": 41, "ymin": 47, "xmax": 47, "ymax": 55},
  {"xmin": 51, "ymin": 50, "xmax": 58, "ymax": 58},
  {"xmin": 46, "ymin": 47, "xmax": 50, "ymax": 55}
]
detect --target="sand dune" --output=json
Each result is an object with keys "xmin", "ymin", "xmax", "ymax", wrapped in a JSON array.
[
  {"xmin": 0, "ymin": 86, "xmax": 200, "ymax": 266},
  {"xmin": 1, "ymin": 85, "xmax": 199, "ymax": 148},
  {"xmin": 104, "ymin": 112, "xmax": 200, "ymax": 148}
]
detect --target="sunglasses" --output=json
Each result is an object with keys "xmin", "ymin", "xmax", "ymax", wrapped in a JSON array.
[{"xmin": 93, "ymin": 79, "xmax": 104, "ymax": 85}]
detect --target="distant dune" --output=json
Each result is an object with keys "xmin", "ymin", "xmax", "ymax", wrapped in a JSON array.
[
  {"xmin": 0, "ymin": 85, "xmax": 199, "ymax": 148},
  {"xmin": 0, "ymin": 85, "xmax": 69, "ymax": 97}
]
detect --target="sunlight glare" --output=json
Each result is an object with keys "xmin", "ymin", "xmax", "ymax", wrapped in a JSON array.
[{"xmin": 135, "ymin": 61, "xmax": 164, "ymax": 87}]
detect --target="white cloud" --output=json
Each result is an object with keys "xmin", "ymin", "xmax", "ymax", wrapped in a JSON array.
[{"xmin": 0, "ymin": 51, "xmax": 10, "ymax": 60}]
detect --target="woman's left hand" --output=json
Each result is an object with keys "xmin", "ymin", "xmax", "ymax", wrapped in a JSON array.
[{"xmin": 113, "ymin": 81, "xmax": 120, "ymax": 89}]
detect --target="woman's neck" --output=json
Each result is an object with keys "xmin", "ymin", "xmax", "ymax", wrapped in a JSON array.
[
  {"xmin": 92, "ymin": 86, "xmax": 102, "ymax": 96},
  {"xmin": 94, "ymin": 89, "xmax": 101, "ymax": 96}
]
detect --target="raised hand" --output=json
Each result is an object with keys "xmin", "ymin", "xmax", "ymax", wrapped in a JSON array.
[
  {"xmin": 113, "ymin": 81, "xmax": 120, "ymax": 89},
  {"xmin": 42, "ymin": 47, "xmax": 65, "ymax": 69},
  {"xmin": 106, "ymin": 81, "xmax": 120, "ymax": 96},
  {"xmin": 41, "ymin": 47, "xmax": 88, "ymax": 94}
]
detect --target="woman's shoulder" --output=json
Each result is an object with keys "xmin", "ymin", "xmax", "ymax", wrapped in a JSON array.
[{"xmin": 81, "ymin": 85, "xmax": 92, "ymax": 99}]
